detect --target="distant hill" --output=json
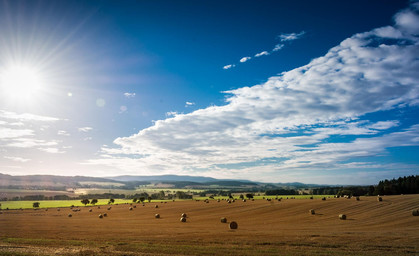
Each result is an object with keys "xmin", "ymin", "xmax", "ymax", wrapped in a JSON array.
[
  {"xmin": 0, "ymin": 173, "xmax": 328, "ymax": 191},
  {"xmin": 109, "ymin": 174, "xmax": 219, "ymax": 183},
  {"xmin": 0, "ymin": 173, "xmax": 121, "ymax": 189}
]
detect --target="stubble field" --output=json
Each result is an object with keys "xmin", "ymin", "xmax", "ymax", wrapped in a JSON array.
[{"xmin": 0, "ymin": 195, "xmax": 418, "ymax": 255}]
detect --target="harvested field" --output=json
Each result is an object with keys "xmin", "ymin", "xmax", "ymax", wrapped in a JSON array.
[{"xmin": 0, "ymin": 195, "xmax": 418, "ymax": 255}]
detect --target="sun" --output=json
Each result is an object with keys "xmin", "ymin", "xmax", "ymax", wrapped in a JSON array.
[{"xmin": 0, "ymin": 65, "xmax": 44, "ymax": 101}]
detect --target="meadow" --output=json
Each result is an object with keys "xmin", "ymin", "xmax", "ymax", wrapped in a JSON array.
[
  {"xmin": 0, "ymin": 195, "xmax": 418, "ymax": 255},
  {"xmin": 0, "ymin": 195, "xmax": 332, "ymax": 209}
]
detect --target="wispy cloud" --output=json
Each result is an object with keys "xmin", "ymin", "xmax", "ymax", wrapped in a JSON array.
[
  {"xmin": 38, "ymin": 147, "xmax": 65, "ymax": 154},
  {"xmin": 0, "ymin": 110, "xmax": 60, "ymax": 122},
  {"xmin": 166, "ymin": 111, "xmax": 178, "ymax": 117},
  {"xmin": 255, "ymin": 51, "xmax": 269, "ymax": 57},
  {"xmin": 239, "ymin": 56, "xmax": 251, "ymax": 63},
  {"xmin": 3, "ymin": 156, "xmax": 31, "ymax": 162},
  {"xmin": 57, "ymin": 130, "xmax": 70, "ymax": 136},
  {"xmin": 5, "ymin": 138, "xmax": 59, "ymax": 148},
  {"xmin": 0, "ymin": 127, "xmax": 33, "ymax": 139},
  {"xmin": 224, "ymin": 31, "xmax": 304, "ymax": 69},
  {"xmin": 124, "ymin": 92, "xmax": 136, "ymax": 98},
  {"xmin": 78, "ymin": 127, "xmax": 93, "ymax": 132},
  {"xmin": 272, "ymin": 44, "xmax": 284, "ymax": 52},
  {"xmin": 89, "ymin": 4, "xmax": 419, "ymax": 181},
  {"xmin": 278, "ymin": 31, "xmax": 306, "ymax": 41},
  {"xmin": 223, "ymin": 64, "xmax": 235, "ymax": 70},
  {"xmin": 185, "ymin": 102, "xmax": 195, "ymax": 107}
]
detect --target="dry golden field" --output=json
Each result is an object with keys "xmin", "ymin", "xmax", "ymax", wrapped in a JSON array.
[{"xmin": 0, "ymin": 195, "xmax": 418, "ymax": 255}]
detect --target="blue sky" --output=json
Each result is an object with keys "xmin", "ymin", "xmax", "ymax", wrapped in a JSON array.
[{"xmin": 0, "ymin": 0, "xmax": 418, "ymax": 185}]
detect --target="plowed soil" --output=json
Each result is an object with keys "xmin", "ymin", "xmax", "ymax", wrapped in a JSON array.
[{"xmin": 1, "ymin": 195, "xmax": 418, "ymax": 255}]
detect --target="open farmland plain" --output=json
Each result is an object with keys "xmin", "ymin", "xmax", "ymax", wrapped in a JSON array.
[{"xmin": 0, "ymin": 195, "xmax": 418, "ymax": 256}]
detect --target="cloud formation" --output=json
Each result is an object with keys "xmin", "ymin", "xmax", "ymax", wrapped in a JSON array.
[
  {"xmin": 223, "ymin": 64, "xmax": 235, "ymax": 70},
  {"xmin": 278, "ymin": 31, "xmax": 306, "ymax": 41},
  {"xmin": 223, "ymin": 31, "xmax": 304, "ymax": 69},
  {"xmin": 255, "ymin": 51, "xmax": 270, "ymax": 57},
  {"xmin": 78, "ymin": 127, "xmax": 93, "ymax": 132},
  {"xmin": 272, "ymin": 44, "xmax": 284, "ymax": 52},
  {"xmin": 0, "ymin": 110, "xmax": 67, "ymax": 156},
  {"xmin": 124, "ymin": 92, "xmax": 136, "ymax": 98},
  {"xmin": 239, "ymin": 56, "xmax": 251, "ymax": 63},
  {"xmin": 90, "ymin": 4, "xmax": 419, "ymax": 182}
]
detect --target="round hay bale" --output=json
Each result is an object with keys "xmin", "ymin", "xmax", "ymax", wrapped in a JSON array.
[
  {"xmin": 68, "ymin": 214, "xmax": 72, "ymax": 217},
  {"xmin": 321, "ymin": 197, "xmax": 326, "ymax": 201},
  {"xmin": 339, "ymin": 214, "xmax": 346, "ymax": 220},
  {"xmin": 377, "ymin": 197, "xmax": 383, "ymax": 202},
  {"xmin": 229, "ymin": 221, "xmax": 238, "ymax": 229},
  {"xmin": 180, "ymin": 217, "xmax": 186, "ymax": 222},
  {"xmin": 103, "ymin": 213, "xmax": 107, "ymax": 217},
  {"xmin": 155, "ymin": 205, "xmax": 159, "ymax": 208},
  {"xmin": 412, "ymin": 210, "xmax": 419, "ymax": 216},
  {"xmin": 129, "ymin": 207, "xmax": 133, "ymax": 211},
  {"xmin": 309, "ymin": 209, "xmax": 315, "ymax": 215},
  {"xmin": 89, "ymin": 209, "xmax": 93, "ymax": 212},
  {"xmin": 99, "ymin": 214, "xmax": 103, "ymax": 218},
  {"xmin": 181, "ymin": 213, "xmax": 187, "ymax": 218},
  {"xmin": 220, "ymin": 217, "xmax": 227, "ymax": 223},
  {"xmin": 155, "ymin": 213, "xmax": 160, "ymax": 218}
]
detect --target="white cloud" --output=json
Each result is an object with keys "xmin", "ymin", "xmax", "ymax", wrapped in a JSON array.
[
  {"xmin": 367, "ymin": 120, "xmax": 400, "ymax": 130},
  {"xmin": 38, "ymin": 147, "xmax": 65, "ymax": 154},
  {"xmin": 0, "ymin": 110, "xmax": 60, "ymax": 122},
  {"xmin": 278, "ymin": 31, "xmax": 306, "ymax": 41},
  {"xmin": 239, "ymin": 57, "xmax": 251, "ymax": 63},
  {"xmin": 78, "ymin": 127, "xmax": 93, "ymax": 132},
  {"xmin": 124, "ymin": 92, "xmax": 136, "ymax": 98},
  {"xmin": 272, "ymin": 44, "xmax": 284, "ymax": 52},
  {"xmin": 255, "ymin": 51, "xmax": 270, "ymax": 57},
  {"xmin": 0, "ymin": 127, "xmax": 33, "ymax": 139},
  {"xmin": 166, "ymin": 111, "xmax": 178, "ymax": 117},
  {"xmin": 57, "ymin": 130, "xmax": 70, "ymax": 136},
  {"xmin": 185, "ymin": 102, "xmax": 195, "ymax": 107},
  {"xmin": 3, "ymin": 156, "xmax": 31, "ymax": 162},
  {"xmin": 5, "ymin": 138, "xmax": 58, "ymax": 148},
  {"xmin": 88, "ymin": 4, "xmax": 419, "ymax": 180},
  {"xmin": 223, "ymin": 64, "xmax": 235, "ymax": 70}
]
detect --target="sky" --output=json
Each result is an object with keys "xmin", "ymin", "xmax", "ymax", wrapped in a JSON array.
[{"xmin": 0, "ymin": 0, "xmax": 418, "ymax": 185}]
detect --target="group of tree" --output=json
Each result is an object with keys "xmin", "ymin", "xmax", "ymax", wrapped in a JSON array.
[
  {"xmin": 325, "ymin": 175, "xmax": 419, "ymax": 197},
  {"xmin": 373, "ymin": 175, "xmax": 419, "ymax": 195},
  {"xmin": 80, "ymin": 198, "xmax": 99, "ymax": 206},
  {"xmin": 265, "ymin": 188, "xmax": 298, "ymax": 195}
]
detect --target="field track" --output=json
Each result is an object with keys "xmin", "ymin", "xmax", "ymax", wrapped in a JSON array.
[{"xmin": 1, "ymin": 195, "xmax": 418, "ymax": 255}]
